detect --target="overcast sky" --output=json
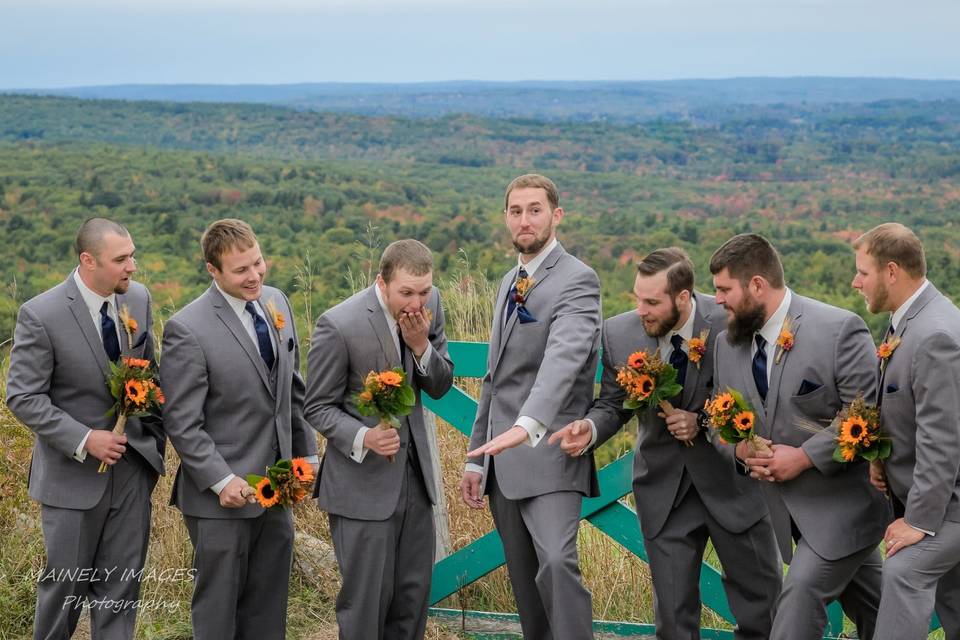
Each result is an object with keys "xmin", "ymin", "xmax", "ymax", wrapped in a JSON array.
[{"xmin": 2, "ymin": 0, "xmax": 958, "ymax": 88}]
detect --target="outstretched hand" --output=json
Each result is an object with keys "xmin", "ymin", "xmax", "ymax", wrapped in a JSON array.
[
  {"xmin": 548, "ymin": 420, "xmax": 592, "ymax": 457},
  {"xmin": 467, "ymin": 425, "xmax": 529, "ymax": 457}
]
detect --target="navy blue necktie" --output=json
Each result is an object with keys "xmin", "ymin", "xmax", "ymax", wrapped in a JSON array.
[
  {"xmin": 669, "ymin": 334, "xmax": 688, "ymax": 387},
  {"xmin": 100, "ymin": 301, "xmax": 120, "ymax": 362},
  {"xmin": 245, "ymin": 301, "xmax": 275, "ymax": 371},
  {"xmin": 505, "ymin": 267, "xmax": 528, "ymax": 323},
  {"xmin": 397, "ymin": 324, "xmax": 408, "ymax": 368},
  {"xmin": 752, "ymin": 334, "xmax": 768, "ymax": 403}
]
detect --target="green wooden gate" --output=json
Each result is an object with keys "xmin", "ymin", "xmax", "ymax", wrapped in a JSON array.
[{"xmin": 422, "ymin": 342, "xmax": 859, "ymax": 638}]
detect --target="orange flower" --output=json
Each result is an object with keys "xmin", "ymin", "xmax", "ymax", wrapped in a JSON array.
[
  {"xmin": 124, "ymin": 317, "xmax": 138, "ymax": 334},
  {"xmin": 839, "ymin": 415, "xmax": 870, "ymax": 446},
  {"xmin": 122, "ymin": 356, "xmax": 150, "ymax": 368},
  {"xmin": 877, "ymin": 337, "xmax": 901, "ymax": 361},
  {"xmin": 776, "ymin": 330, "xmax": 794, "ymax": 352},
  {"xmin": 627, "ymin": 351, "xmax": 647, "ymax": 370},
  {"xmin": 358, "ymin": 390, "xmax": 373, "ymax": 403},
  {"xmin": 687, "ymin": 337, "xmax": 706, "ymax": 364},
  {"xmin": 378, "ymin": 371, "xmax": 404, "ymax": 387},
  {"xmin": 734, "ymin": 411, "xmax": 755, "ymax": 432},
  {"xmin": 125, "ymin": 379, "xmax": 147, "ymax": 404},
  {"xmin": 839, "ymin": 446, "xmax": 856, "ymax": 462},
  {"xmin": 713, "ymin": 393, "xmax": 735, "ymax": 414},
  {"xmin": 292, "ymin": 457, "xmax": 314, "ymax": 484},
  {"xmin": 632, "ymin": 374, "xmax": 655, "ymax": 400},
  {"xmin": 153, "ymin": 385, "xmax": 165, "ymax": 405},
  {"xmin": 255, "ymin": 477, "xmax": 278, "ymax": 508},
  {"xmin": 265, "ymin": 299, "xmax": 286, "ymax": 331}
]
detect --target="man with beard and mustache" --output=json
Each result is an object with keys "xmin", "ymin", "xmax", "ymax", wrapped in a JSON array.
[
  {"xmin": 549, "ymin": 247, "xmax": 782, "ymax": 640},
  {"xmin": 851, "ymin": 223, "xmax": 960, "ymax": 640},
  {"xmin": 463, "ymin": 174, "xmax": 602, "ymax": 639},
  {"xmin": 710, "ymin": 233, "xmax": 890, "ymax": 640},
  {"xmin": 7, "ymin": 217, "xmax": 165, "ymax": 639}
]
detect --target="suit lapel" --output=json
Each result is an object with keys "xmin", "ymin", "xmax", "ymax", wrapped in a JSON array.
[
  {"xmin": 64, "ymin": 276, "xmax": 111, "ymax": 377},
  {"xmin": 208, "ymin": 286, "xmax": 274, "ymax": 396},
  {"xmin": 366, "ymin": 286, "xmax": 402, "ymax": 370},
  {"xmin": 491, "ymin": 266, "xmax": 519, "ymax": 367},
  {"xmin": 115, "ymin": 293, "xmax": 131, "ymax": 356},
  {"xmin": 495, "ymin": 244, "xmax": 564, "ymax": 366},
  {"xmin": 680, "ymin": 301, "xmax": 708, "ymax": 408},
  {"xmin": 766, "ymin": 295, "xmax": 804, "ymax": 428}
]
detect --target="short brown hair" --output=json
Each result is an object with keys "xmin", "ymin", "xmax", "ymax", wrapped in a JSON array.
[
  {"xmin": 202, "ymin": 219, "xmax": 258, "ymax": 270},
  {"xmin": 75, "ymin": 217, "xmax": 129, "ymax": 259},
  {"xmin": 709, "ymin": 233, "xmax": 785, "ymax": 288},
  {"xmin": 504, "ymin": 174, "xmax": 560, "ymax": 211},
  {"xmin": 379, "ymin": 239, "xmax": 433, "ymax": 283},
  {"xmin": 853, "ymin": 222, "xmax": 926, "ymax": 279},
  {"xmin": 637, "ymin": 247, "xmax": 695, "ymax": 297}
]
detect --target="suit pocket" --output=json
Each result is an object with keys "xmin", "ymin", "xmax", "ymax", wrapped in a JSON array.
[
  {"xmin": 797, "ymin": 379, "xmax": 822, "ymax": 396},
  {"xmin": 885, "ymin": 383, "xmax": 900, "ymax": 394},
  {"xmin": 132, "ymin": 332, "xmax": 148, "ymax": 349},
  {"xmin": 287, "ymin": 337, "xmax": 294, "ymax": 352}
]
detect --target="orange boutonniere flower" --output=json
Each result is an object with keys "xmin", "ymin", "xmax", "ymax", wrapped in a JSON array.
[
  {"xmin": 877, "ymin": 336, "xmax": 901, "ymax": 371},
  {"xmin": 686, "ymin": 329, "xmax": 710, "ymax": 368},
  {"xmin": 774, "ymin": 316, "xmax": 795, "ymax": 364},
  {"xmin": 265, "ymin": 299, "xmax": 286, "ymax": 331},
  {"xmin": 514, "ymin": 275, "xmax": 535, "ymax": 304},
  {"xmin": 118, "ymin": 304, "xmax": 138, "ymax": 345}
]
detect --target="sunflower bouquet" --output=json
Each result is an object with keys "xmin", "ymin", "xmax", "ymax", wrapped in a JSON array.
[
  {"xmin": 354, "ymin": 367, "xmax": 417, "ymax": 461},
  {"xmin": 794, "ymin": 394, "xmax": 889, "ymax": 464},
  {"xmin": 615, "ymin": 349, "xmax": 687, "ymax": 445},
  {"xmin": 246, "ymin": 458, "xmax": 315, "ymax": 509},
  {"xmin": 99, "ymin": 356, "xmax": 165, "ymax": 473},
  {"xmin": 704, "ymin": 387, "xmax": 771, "ymax": 455}
]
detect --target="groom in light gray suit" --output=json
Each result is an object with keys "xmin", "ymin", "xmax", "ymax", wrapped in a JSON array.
[
  {"xmin": 710, "ymin": 234, "xmax": 890, "ymax": 640},
  {"xmin": 161, "ymin": 219, "xmax": 317, "ymax": 640},
  {"xmin": 305, "ymin": 239, "xmax": 454, "ymax": 639},
  {"xmin": 552, "ymin": 248, "xmax": 782, "ymax": 640},
  {"xmin": 7, "ymin": 217, "xmax": 164, "ymax": 640},
  {"xmin": 464, "ymin": 174, "xmax": 601, "ymax": 640},
  {"xmin": 852, "ymin": 223, "xmax": 960, "ymax": 640}
]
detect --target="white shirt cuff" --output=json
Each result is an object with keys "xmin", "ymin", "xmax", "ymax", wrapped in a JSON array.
[
  {"xmin": 907, "ymin": 522, "xmax": 935, "ymax": 537},
  {"xmin": 210, "ymin": 473, "xmax": 235, "ymax": 495},
  {"xmin": 515, "ymin": 415, "xmax": 547, "ymax": 447},
  {"xmin": 465, "ymin": 463, "xmax": 484, "ymax": 474},
  {"xmin": 584, "ymin": 418, "xmax": 599, "ymax": 453},
  {"xmin": 74, "ymin": 430, "xmax": 91, "ymax": 462},
  {"xmin": 414, "ymin": 342, "xmax": 433, "ymax": 374},
  {"xmin": 351, "ymin": 427, "xmax": 371, "ymax": 463}
]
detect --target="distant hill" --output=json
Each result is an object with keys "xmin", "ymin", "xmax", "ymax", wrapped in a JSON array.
[{"xmin": 8, "ymin": 78, "xmax": 960, "ymax": 122}]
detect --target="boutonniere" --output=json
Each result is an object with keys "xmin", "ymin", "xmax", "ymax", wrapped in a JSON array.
[
  {"xmin": 685, "ymin": 329, "xmax": 710, "ymax": 369},
  {"xmin": 118, "ymin": 304, "xmax": 138, "ymax": 345},
  {"xmin": 877, "ymin": 336, "xmax": 901, "ymax": 371},
  {"xmin": 265, "ymin": 299, "xmax": 286, "ymax": 331},
  {"xmin": 774, "ymin": 316, "xmax": 795, "ymax": 364},
  {"xmin": 514, "ymin": 275, "xmax": 535, "ymax": 305}
]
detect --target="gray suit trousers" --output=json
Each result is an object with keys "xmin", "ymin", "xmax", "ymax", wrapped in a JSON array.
[
  {"xmin": 488, "ymin": 464, "xmax": 593, "ymax": 640},
  {"xmin": 34, "ymin": 454, "xmax": 154, "ymax": 640},
  {"xmin": 644, "ymin": 484, "xmax": 781, "ymax": 640},
  {"xmin": 184, "ymin": 507, "xmax": 294, "ymax": 640},
  {"xmin": 772, "ymin": 536, "xmax": 882, "ymax": 640},
  {"xmin": 875, "ymin": 519, "xmax": 960, "ymax": 640},
  {"xmin": 328, "ymin": 453, "xmax": 435, "ymax": 640}
]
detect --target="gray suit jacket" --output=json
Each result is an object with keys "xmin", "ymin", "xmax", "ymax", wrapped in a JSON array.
[
  {"xmin": 714, "ymin": 292, "xmax": 890, "ymax": 561},
  {"xmin": 879, "ymin": 283, "xmax": 960, "ymax": 533},
  {"xmin": 6, "ymin": 274, "xmax": 164, "ymax": 510},
  {"xmin": 304, "ymin": 285, "xmax": 454, "ymax": 521},
  {"xmin": 467, "ymin": 242, "xmax": 602, "ymax": 500},
  {"xmin": 589, "ymin": 294, "xmax": 769, "ymax": 538},
  {"xmin": 161, "ymin": 284, "xmax": 317, "ymax": 519}
]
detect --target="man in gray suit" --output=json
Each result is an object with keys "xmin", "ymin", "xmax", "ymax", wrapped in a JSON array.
[
  {"xmin": 7, "ymin": 217, "xmax": 164, "ymax": 640},
  {"xmin": 161, "ymin": 219, "xmax": 317, "ymax": 640},
  {"xmin": 550, "ymin": 247, "xmax": 782, "ymax": 640},
  {"xmin": 710, "ymin": 233, "xmax": 890, "ymax": 640},
  {"xmin": 464, "ymin": 174, "xmax": 602, "ymax": 639},
  {"xmin": 851, "ymin": 222, "xmax": 960, "ymax": 639},
  {"xmin": 304, "ymin": 239, "xmax": 454, "ymax": 639}
]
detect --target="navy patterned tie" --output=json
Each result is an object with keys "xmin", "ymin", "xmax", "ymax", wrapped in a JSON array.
[
  {"xmin": 752, "ymin": 334, "xmax": 769, "ymax": 403},
  {"xmin": 669, "ymin": 334, "xmax": 688, "ymax": 387},
  {"xmin": 100, "ymin": 301, "xmax": 120, "ymax": 362},
  {"xmin": 505, "ymin": 267, "xmax": 528, "ymax": 323},
  {"xmin": 245, "ymin": 301, "xmax": 275, "ymax": 371}
]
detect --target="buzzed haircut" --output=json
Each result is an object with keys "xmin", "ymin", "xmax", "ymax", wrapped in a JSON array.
[
  {"xmin": 853, "ymin": 222, "xmax": 927, "ymax": 279},
  {"xmin": 709, "ymin": 233, "xmax": 785, "ymax": 288},
  {"xmin": 75, "ymin": 217, "xmax": 129, "ymax": 260},
  {"xmin": 637, "ymin": 247, "xmax": 695, "ymax": 297},
  {"xmin": 504, "ymin": 174, "xmax": 560, "ymax": 212},
  {"xmin": 202, "ymin": 219, "xmax": 258, "ymax": 270},
  {"xmin": 379, "ymin": 239, "xmax": 434, "ymax": 283}
]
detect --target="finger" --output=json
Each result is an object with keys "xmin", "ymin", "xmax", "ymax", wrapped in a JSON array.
[
  {"xmin": 548, "ymin": 428, "xmax": 569, "ymax": 445},
  {"xmin": 570, "ymin": 422, "xmax": 584, "ymax": 436}
]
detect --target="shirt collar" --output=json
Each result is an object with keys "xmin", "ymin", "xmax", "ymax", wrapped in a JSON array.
[
  {"xmin": 215, "ymin": 281, "xmax": 257, "ymax": 319},
  {"xmin": 516, "ymin": 237, "xmax": 558, "ymax": 278},
  {"xmin": 374, "ymin": 283, "xmax": 398, "ymax": 332},
  {"xmin": 891, "ymin": 279, "xmax": 929, "ymax": 331},
  {"xmin": 659, "ymin": 297, "xmax": 698, "ymax": 352},
  {"xmin": 758, "ymin": 288, "xmax": 792, "ymax": 348},
  {"xmin": 73, "ymin": 268, "xmax": 116, "ymax": 316}
]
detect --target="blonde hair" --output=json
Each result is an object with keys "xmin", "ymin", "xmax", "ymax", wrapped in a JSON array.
[{"xmin": 201, "ymin": 219, "xmax": 258, "ymax": 270}]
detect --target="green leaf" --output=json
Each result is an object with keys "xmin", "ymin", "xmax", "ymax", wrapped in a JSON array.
[
  {"xmin": 832, "ymin": 447, "xmax": 848, "ymax": 464},
  {"xmin": 877, "ymin": 439, "xmax": 892, "ymax": 459},
  {"xmin": 398, "ymin": 384, "xmax": 416, "ymax": 407},
  {"xmin": 623, "ymin": 398, "xmax": 640, "ymax": 411},
  {"xmin": 246, "ymin": 474, "xmax": 265, "ymax": 488},
  {"xmin": 658, "ymin": 382, "xmax": 683, "ymax": 400},
  {"xmin": 861, "ymin": 448, "xmax": 878, "ymax": 461}
]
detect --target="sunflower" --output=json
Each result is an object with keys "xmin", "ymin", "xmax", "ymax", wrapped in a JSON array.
[
  {"xmin": 292, "ymin": 457, "xmax": 315, "ymax": 484},
  {"xmin": 839, "ymin": 446, "xmax": 856, "ymax": 462},
  {"xmin": 125, "ymin": 379, "xmax": 147, "ymax": 405},
  {"xmin": 839, "ymin": 416, "xmax": 870, "ymax": 446},
  {"xmin": 626, "ymin": 351, "xmax": 647, "ymax": 370},
  {"xmin": 713, "ymin": 393, "xmax": 735, "ymax": 413},
  {"xmin": 632, "ymin": 374, "xmax": 655, "ymax": 400},
  {"xmin": 378, "ymin": 371, "xmax": 404, "ymax": 387},
  {"xmin": 734, "ymin": 411, "xmax": 755, "ymax": 432},
  {"xmin": 255, "ymin": 477, "xmax": 279, "ymax": 508}
]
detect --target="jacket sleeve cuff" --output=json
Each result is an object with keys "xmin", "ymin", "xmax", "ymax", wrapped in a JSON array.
[{"xmin": 351, "ymin": 427, "xmax": 371, "ymax": 463}]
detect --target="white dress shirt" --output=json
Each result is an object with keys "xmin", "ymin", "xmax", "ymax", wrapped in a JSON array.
[{"xmin": 753, "ymin": 289, "xmax": 793, "ymax": 385}]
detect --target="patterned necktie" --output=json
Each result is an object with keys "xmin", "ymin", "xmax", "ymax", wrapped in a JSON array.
[
  {"xmin": 752, "ymin": 334, "xmax": 769, "ymax": 403},
  {"xmin": 397, "ymin": 324, "xmax": 408, "ymax": 369},
  {"xmin": 100, "ymin": 301, "xmax": 120, "ymax": 362},
  {"xmin": 245, "ymin": 301, "xmax": 275, "ymax": 371},
  {"xmin": 505, "ymin": 266, "xmax": 528, "ymax": 324},
  {"xmin": 669, "ymin": 334, "xmax": 688, "ymax": 387}
]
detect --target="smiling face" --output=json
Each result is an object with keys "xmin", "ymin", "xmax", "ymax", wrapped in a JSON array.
[
  {"xmin": 207, "ymin": 242, "xmax": 266, "ymax": 301},
  {"xmin": 79, "ymin": 231, "xmax": 137, "ymax": 297},
  {"xmin": 377, "ymin": 268, "xmax": 433, "ymax": 319},
  {"xmin": 505, "ymin": 187, "xmax": 563, "ymax": 257},
  {"xmin": 852, "ymin": 246, "xmax": 892, "ymax": 314},
  {"xmin": 634, "ymin": 270, "xmax": 683, "ymax": 338}
]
